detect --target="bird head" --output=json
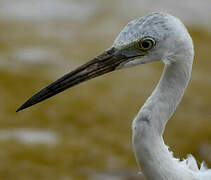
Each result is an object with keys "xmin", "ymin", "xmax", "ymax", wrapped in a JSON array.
[
  {"xmin": 113, "ymin": 12, "xmax": 193, "ymax": 67},
  {"xmin": 17, "ymin": 12, "xmax": 193, "ymax": 112}
]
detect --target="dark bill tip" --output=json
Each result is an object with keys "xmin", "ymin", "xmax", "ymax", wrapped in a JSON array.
[
  {"xmin": 16, "ymin": 87, "xmax": 51, "ymax": 112},
  {"xmin": 16, "ymin": 106, "xmax": 25, "ymax": 112}
]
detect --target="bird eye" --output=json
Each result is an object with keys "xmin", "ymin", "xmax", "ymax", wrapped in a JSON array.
[{"xmin": 138, "ymin": 38, "xmax": 155, "ymax": 51}]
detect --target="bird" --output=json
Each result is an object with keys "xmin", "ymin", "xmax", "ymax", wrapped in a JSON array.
[{"xmin": 17, "ymin": 12, "xmax": 211, "ymax": 180}]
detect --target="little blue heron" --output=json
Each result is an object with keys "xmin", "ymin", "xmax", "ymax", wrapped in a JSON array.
[{"xmin": 17, "ymin": 12, "xmax": 211, "ymax": 180}]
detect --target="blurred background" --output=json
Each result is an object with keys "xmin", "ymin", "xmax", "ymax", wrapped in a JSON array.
[{"xmin": 0, "ymin": 0, "xmax": 211, "ymax": 179}]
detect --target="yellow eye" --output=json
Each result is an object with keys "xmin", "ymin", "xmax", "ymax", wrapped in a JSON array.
[{"xmin": 138, "ymin": 38, "xmax": 155, "ymax": 51}]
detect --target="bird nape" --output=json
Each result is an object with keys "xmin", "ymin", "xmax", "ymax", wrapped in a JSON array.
[{"xmin": 17, "ymin": 12, "xmax": 211, "ymax": 180}]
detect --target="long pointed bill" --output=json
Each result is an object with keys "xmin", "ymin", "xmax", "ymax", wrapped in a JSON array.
[{"xmin": 16, "ymin": 47, "xmax": 130, "ymax": 112}]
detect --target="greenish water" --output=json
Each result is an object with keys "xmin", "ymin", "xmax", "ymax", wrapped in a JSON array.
[{"xmin": 0, "ymin": 1, "xmax": 211, "ymax": 180}]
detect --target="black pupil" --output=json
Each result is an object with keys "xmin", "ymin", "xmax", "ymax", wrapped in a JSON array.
[{"xmin": 142, "ymin": 41, "xmax": 151, "ymax": 49}]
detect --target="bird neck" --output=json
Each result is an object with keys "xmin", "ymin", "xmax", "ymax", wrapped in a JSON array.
[
  {"xmin": 133, "ymin": 132, "xmax": 194, "ymax": 179},
  {"xmin": 142, "ymin": 59, "xmax": 192, "ymax": 134},
  {"xmin": 132, "ymin": 58, "xmax": 193, "ymax": 179}
]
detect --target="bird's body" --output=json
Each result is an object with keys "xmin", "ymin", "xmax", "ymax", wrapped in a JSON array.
[{"xmin": 17, "ymin": 12, "xmax": 211, "ymax": 180}]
